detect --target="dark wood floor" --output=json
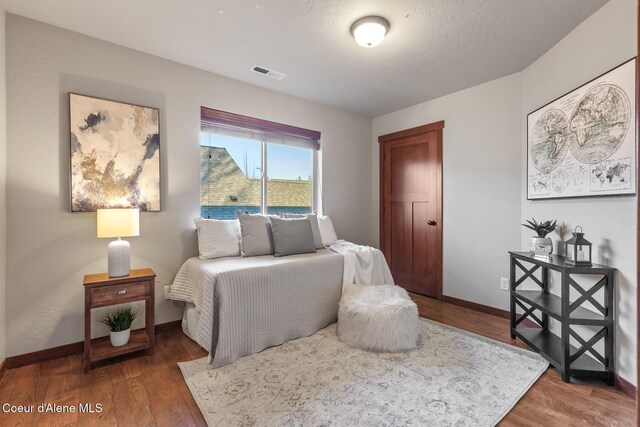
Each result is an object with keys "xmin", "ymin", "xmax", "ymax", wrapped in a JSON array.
[{"xmin": 0, "ymin": 296, "xmax": 635, "ymax": 426}]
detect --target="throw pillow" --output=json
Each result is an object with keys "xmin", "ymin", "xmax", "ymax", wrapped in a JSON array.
[
  {"xmin": 270, "ymin": 217, "xmax": 317, "ymax": 257},
  {"xmin": 282, "ymin": 213, "xmax": 323, "ymax": 249},
  {"xmin": 194, "ymin": 218, "xmax": 241, "ymax": 259},
  {"xmin": 318, "ymin": 215, "xmax": 338, "ymax": 247},
  {"xmin": 237, "ymin": 211, "xmax": 274, "ymax": 256}
]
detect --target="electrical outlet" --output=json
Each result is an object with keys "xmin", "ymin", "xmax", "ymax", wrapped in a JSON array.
[
  {"xmin": 164, "ymin": 285, "xmax": 171, "ymax": 300},
  {"xmin": 500, "ymin": 277, "xmax": 509, "ymax": 291}
]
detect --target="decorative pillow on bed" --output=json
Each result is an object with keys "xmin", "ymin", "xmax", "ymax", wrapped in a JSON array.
[
  {"xmin": 237, "ymin": 211, "xmax": 274, "ymax": 256},
  {"xmin": 318, "ymin": 215, "xmax": 338, "ymax": 247},
  {"xmin": 282, "ymin": 213, "xmax": 323, "ymax": 249},
  {"xmin": 194, "ymin": 218, "xmax": 241, "ymax": 259},
  {"xmin": 270, "ymin": 217, "xmax": 317, "ymax": 257}
]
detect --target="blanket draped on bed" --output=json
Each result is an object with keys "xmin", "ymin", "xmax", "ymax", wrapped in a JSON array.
[
  {"xmin": 330, "ymin": 240, "xmax": 394, "ymax": 288},
  {"xmin": 169, "ymin": 250, "xmax": 344, "ymax": 367}
]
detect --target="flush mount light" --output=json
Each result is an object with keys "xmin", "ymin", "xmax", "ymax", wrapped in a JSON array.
[{"xmin": 350, "ymin": 16, "xmax": 390, "ymax": 48}]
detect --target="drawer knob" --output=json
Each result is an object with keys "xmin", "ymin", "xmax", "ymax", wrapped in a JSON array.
[{"xmin": 116, "ymin": 289, "xmax": 128, "ymax": 295}]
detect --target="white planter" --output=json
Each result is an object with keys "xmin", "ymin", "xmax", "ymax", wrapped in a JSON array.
[
  {"xmin": 110, "ymin": 328, "xmax": 131, "ymax": 347},
  {"xmin": 529, "ymin": 236, "xmax": 553, "ymax": 257}
]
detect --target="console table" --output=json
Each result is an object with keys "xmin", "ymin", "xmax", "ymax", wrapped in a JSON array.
[{"xmin": 509, "ymin": 251, "xmax": 614, "ymax": 384}]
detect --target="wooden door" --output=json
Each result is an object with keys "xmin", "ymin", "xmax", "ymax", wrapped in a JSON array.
[{"xmin": 380, "ymin": 121, "xmax": 444, "ymax": 298}]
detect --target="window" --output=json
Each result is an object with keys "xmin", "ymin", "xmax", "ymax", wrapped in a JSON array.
[{"xmin": 200, "ymin": 107, "xmax": 320, "ymax": 219}]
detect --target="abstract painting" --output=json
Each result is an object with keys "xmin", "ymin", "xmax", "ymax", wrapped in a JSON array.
[
  {"xmin": 527, "ymin": 58, "xmax": 636, "ymax": 200},
  {"xmin": 70, "ymin": 93, "xmax": 160, "ymax": 211}
]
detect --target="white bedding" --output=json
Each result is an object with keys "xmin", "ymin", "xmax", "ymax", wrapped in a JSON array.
[{"xmin": 169, "ymin": 249, "xmax": 344, "ymax": 367}]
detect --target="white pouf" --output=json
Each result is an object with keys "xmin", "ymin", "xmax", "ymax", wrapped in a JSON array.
[{"xmin": 338, "ymin": 284, "xmax": 419, "ymax": 352}]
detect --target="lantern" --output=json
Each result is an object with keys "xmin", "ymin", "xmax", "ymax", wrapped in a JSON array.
[{"xmin": 564, "ymin": 226, "xmax": 592, "ymax": 266}]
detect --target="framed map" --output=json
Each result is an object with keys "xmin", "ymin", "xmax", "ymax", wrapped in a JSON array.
[
  {"xmin": 527, "ymin": 58, "xmax": 636, "ymax": 200},
  {"xmin": 70, "ymin": 93, "xmax": 160, "ymax": 211}
]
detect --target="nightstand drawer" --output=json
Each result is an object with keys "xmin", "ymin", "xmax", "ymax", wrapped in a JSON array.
[{"xmin": 91, "ymin": 281, "xmax": 149, "ymax": 307}]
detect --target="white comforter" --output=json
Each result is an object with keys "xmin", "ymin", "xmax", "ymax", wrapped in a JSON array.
[{"xmin": 169, "ymin": 249, "xmax": 344, "ymax": 367}]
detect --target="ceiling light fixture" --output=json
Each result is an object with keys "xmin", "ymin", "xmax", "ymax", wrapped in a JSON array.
[{"xmin": 350, "ymin": 16, "xmax": 390, "ymax": 48}]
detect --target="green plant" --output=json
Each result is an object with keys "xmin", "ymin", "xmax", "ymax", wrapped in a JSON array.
[
  {"xmin": 101, "ymin": 307, "xmax": 138, "ymax": 332},
  {"xmin": 522, "ymin": 218, "xmax": 557, "ymax": 238}
]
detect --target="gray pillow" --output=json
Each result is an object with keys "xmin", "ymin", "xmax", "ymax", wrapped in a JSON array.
[
  {"xmin": 237, "ymin": 212, "xmax": 274, "ymax": 256},
  {"xmin": 270, "ymin": 217, "xmax": 317, "ymax": 257},
  {"xmin": 282, "ymin": 213, "xmax": 323, "ymax": 249}
]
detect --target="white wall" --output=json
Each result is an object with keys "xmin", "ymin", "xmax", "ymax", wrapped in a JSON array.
[
  {"xmin": 372, "ymin": 73, "xmax": 522, "ymax": 310},
  {"xmin": 5, "ymin": 15, "xmax": 372, "ymax": 356},
  {"xmin": 0, "ymin": 7, "xmax": 7, "ymax": 363},
  {"xmin": 372, "ymin": 0, "xmax": 637, "ymax": 386},
  {"xmin": 521, "ymin": 0, "xmax": 637, "ymax": 385}
]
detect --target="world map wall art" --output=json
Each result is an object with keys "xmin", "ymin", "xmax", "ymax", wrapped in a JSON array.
[
  {"xmin": 70, "ymin": 93, "xmax": 160, "ymax": 212},
  {"xmin": 527, "ymin": 58, "xmax": 636, "ymax": 200}
]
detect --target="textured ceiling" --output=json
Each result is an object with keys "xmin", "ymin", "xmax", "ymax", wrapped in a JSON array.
[{"xmin": 1, "ymin": 0, "xmax": 608, "ymax": 117}]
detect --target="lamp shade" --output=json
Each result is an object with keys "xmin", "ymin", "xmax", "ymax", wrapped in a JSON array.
[{"xmin": 97, "ymin": 208, "xmax": 140, "ymax": 238}]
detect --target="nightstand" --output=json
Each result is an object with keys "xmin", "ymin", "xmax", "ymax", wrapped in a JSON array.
[{"xmin": 83, "ymin": 268, "xmax": 156, "ymax": 372}]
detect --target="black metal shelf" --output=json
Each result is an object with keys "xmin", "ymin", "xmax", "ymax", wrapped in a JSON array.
[
  {"xmin": 509, "ymin": 252, "xmax": 615, "ymax": 384},
  {"xmin": 509, "ymin": 252, "xmax": 611, "ymax": 273},
  {"xmin": 514, "ymin": 327, "xmax": 607, "ymax": 373},
  {"xmin": 513, "ymin": 290, "xmax": 610, "ymax": 325}
]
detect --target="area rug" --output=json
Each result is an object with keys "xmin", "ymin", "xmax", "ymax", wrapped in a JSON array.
[{"xmin": 179, "ymin": 318, "xmax": 548, "ymax": 426}]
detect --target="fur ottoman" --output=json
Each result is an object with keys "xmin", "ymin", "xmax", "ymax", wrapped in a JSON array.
[{"xmin": 338, "ymin": 284, "xmax": 419, "ymax": 352}]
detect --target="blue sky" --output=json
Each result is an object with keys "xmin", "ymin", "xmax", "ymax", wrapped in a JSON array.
[{"xmin": 201, "ymin": 132, "xmax": 312, "ymax": 180}]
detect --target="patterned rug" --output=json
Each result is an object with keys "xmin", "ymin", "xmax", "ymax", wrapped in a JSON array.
[{"xmin": 179, "ymin": 318, "xmax": 548, "ymax": 426}]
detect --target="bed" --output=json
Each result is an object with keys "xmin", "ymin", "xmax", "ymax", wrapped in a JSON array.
[{"xmin": 168, "ymin": 249, "xmax": 344, "ymax": 367}]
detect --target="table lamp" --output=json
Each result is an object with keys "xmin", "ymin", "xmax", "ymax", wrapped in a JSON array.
[{"xmin": 97, "ymin": 208, "xmax": 140, "ymax": 277}]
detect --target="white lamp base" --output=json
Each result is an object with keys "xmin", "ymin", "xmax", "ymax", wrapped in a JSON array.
[{"xmin": 108, "ymin": 238, "xmax": 131, "ymax": 277}]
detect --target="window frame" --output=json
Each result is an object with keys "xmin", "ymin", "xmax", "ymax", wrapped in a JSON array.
[{"xmin": 200, "ymin": 107, "xmax": 321, "ymax": 216}]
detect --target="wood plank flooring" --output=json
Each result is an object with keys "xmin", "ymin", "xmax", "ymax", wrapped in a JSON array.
[{"xmin": 0, "ymin": 296, "xmax": 634, "ymax": 426}]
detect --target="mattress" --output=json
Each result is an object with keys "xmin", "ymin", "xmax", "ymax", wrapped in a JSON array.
[{"xmin": 169, "ymin": 249, "xmax": 344, "ymax": 367}]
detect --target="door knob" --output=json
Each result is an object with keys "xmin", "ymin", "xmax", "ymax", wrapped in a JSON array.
[{"xmin": 428, "ymin": 220, "xmax": 437, "ymax": 226}]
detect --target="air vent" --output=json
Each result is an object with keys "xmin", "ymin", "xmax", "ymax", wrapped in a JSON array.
[{"xmin": 251, "ymin": 65, "xmax": 286, "ymax": 80}]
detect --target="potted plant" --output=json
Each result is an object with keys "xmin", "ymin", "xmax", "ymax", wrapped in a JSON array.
[
  {"xmin": 101, "ymin": 307, "xmax": 138, "ymax": 347},
  {"xmin": 522, "ymin": 218, "xmax": 557, "ymax": 256}
]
